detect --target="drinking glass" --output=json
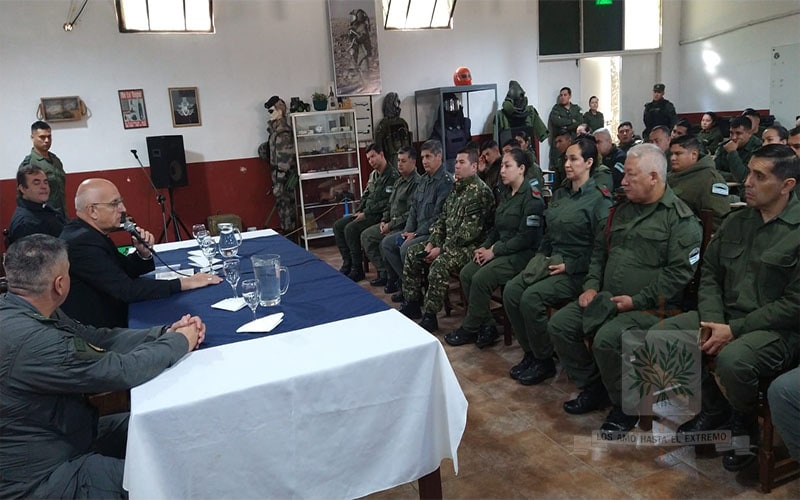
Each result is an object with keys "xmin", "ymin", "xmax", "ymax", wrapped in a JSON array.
[
  {"xmin": 200, "ymin": 237, "xmax": 217, "ymax": 275},
  {"xmin": 192, "ymin": 224, "xmax": 207, "ymax": 244},
  {"xmin": 222, "ymin": 259, "xmax": 241, "ymax": 297},
  {"xmin": 241, "ymin": 279, "xmax": 260, "ymax": 319}
]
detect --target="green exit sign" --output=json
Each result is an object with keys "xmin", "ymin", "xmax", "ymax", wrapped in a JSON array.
[{"xmin": 596, "ymin": 0, "xmax": 613, "ymax": 5}]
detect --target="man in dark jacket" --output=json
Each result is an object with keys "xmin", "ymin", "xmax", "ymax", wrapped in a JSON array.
[
  {"xmin": 643, "ymin": 83, "xmax": 677, "ymax": 134},
  {"xmin": 0, "ymin": 234, "xmax": 205, "ymax": 499},
  {"xmin": 8, "ymin": 164, "xmax": 65, "ymax": 244},
  {"xmin": 60, "ymin": 178, "xmax": 220, "ymax": 328}
]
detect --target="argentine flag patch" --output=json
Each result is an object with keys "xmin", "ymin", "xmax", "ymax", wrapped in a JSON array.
[
  {"xmin": 526, "ymin": 215, "xmax": 542, "ymax": 227},
  {"xmin": 711, "ymin": 182, "xmax": 729, "ymax": 196}
]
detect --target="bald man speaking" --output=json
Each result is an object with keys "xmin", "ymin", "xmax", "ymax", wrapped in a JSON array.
[{"xmin": 60, "ymin": 178, "xmax": 221, "ymax": 328}]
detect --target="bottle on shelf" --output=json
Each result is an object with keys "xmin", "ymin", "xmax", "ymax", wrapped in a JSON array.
[{"xmin": 328, "ymin": 86, "xmax": 338, "ymax": 111}]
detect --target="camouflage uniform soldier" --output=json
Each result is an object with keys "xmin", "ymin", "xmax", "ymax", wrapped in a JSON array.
[
  {"xmin": 399, "ymin": 149, "xmax": 494, "ymax": 330},
  {"xmin": 548, "ymin": 144, "xmax": 701, "ymax": 437},
  {"xmin": 667, "ymin": 135, "xmax": 731, "ymax": 230},
  {"xmin": 361, "ymin": 146, "xmax": 420, "ymax": 287},
  {"xmin": 262, "ymin": 96, "xmax": 298, "ymax": 232}
]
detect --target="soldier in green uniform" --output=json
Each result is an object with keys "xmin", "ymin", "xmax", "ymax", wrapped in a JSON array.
[
  {"xmin": 668, "ymin": 135, "xmax": 731, "ymax": 230},
  {"xmin": 478, "ymin": 140, "xmax": 503, "ymax": 204},
  {"xmin": 0, "ymin": 234, "xmax": 204, "ymax": 500},
  {"xmin": 361, "ymin": 146, "xmax": 420, "ymax": 287},
  {"xmin": 399, "ymin": 149, "xmax": 494, "ymax": 332},
  {"xmin": 19, "ymin": 121, "xmax": 67, "ymax": 216},
  {"xmin": 504, "ymin": 137, "xmax": 613, "ymax": 385},
  {"xmin": 617, "ymin": 121, "xmax": 642, "ymax": 153},
  {"xmin": 594, "ymin": 128, "xmax": 626, "ymax": 191},
  {"xmin": 659, "ymin": 145, "xmax": 800, "ymax": 472},
  {"xmin": 582, "ymin": 96, "xmax": 605, "ymax": 133},
  {"xmin": 714, "ymin": 115, "xmax": 763, "ymax": 185},
  {"xmin": 643, "ymin": 83, "xmax": 677, "ymax": 134},
  {"xmin": 743, "ymin": 108, "xmax": 767, "ymax": 138},
  {"xmin": 548, "ymin": 143, "xmax": 702, "ymax": 436},
  {"xmin": 549, "ymin": 128, "xmax": 572, "ymax": 187},
  {"xmin": 696, "ymin": 111, "xmax": 724, "ymax": 155},
  {"xmin": 548, "ymin": 87, "xmax": 582, "ymax": 174},
  {"xmin": 334, "ymin": 143, "xmax": 398, "ymax": 282},
  {"xmin": 444, "ymin": 148, "xmax": 545, "ymax": 345},
  {"xmin": 504, "ymin": 137, "xmax": 545, "ymax": 192},
  {"xmin": 381, "ymin": 140, "xmax": 453, "ymax": 301}
]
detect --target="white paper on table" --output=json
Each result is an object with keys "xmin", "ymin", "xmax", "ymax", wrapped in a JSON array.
[
  {"xmin": 211, "ymin": 297, "xmax": 247, "ymax": 312},
  {"xmin": 156, "ymin": 268, "xmax": 194, "ymax": 280},
  {"xmin": 236, "ymin": 312, "xmax": 284, "ymax": 333},
  {"xmin": 187, "ymin": 249, "xmax": 205, "ymax": 257},
  {"xmin": 188, "ymin": 256, "xmax": 221, "ymax": 267}
]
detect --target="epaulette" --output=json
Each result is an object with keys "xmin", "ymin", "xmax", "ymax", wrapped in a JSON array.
[
  {"xmin": 597, "ymin": 185, "xmax": 612, "ymax": 198},
  {"xmin": 674, "ymin": 197, "xmax": 695, "ymax": 218}
]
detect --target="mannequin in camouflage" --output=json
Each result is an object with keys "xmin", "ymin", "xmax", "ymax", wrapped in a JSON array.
[{"xmin": 260, "ymin": 96, "xmax": 298, "ymax": 232}]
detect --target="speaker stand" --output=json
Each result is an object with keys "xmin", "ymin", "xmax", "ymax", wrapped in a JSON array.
[{"xmin": 157, "ymin": 187, "xmax": 191, "ymax": 243}]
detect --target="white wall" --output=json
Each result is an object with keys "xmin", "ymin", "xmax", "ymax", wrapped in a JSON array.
[
  {"xmin": 0, "ymin": 0, "xmax": 542, "ymax": 180},
  {"xmin": 677, "ymin": 0, "xmax": 800, "ymax": 113}
]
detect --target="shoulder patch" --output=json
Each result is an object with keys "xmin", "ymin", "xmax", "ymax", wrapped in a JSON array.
[
  {"xmin": 73, "ymin": 337, "xmax": 106, "ymax": 360},
  {"xmin": 711, "ymin": 182, "xmax": 729, "ymax": 196},
  {"xmin": 689, "ymin": 247, "xmax": 701, "ymax": 266},
  {"xmin": 614, "ymin": 162, "xmax": 625, "ymax": 173},
  {"xmin": 526, "ymin": 214, "xmax": 542, "ymax": 227},
  {"xmin": 598, "ymin": 186, "xmax": 612, "ymax": 198},
  {"xmin": 530, "ymin": 185, "xmax": 541, "ymax": 198}
]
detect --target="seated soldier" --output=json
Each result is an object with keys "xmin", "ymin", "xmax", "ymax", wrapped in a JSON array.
[
  {"xmin": 697, "ymin": 112, "xmax": 724, "ymax": 155},
  {"xmin": 445, "ymin": 148, "xmax": 545, "ymax": 346},
  {"xmin": 549, "ymin": 128, "xmax": 572, "ymax": 187},
  {"xmin": 381, "ymin": 140, "xmax": 453, "ymax": 302},
  {"xmin": 8, "ymin": 164, "xmax": 66, "ymax": 244},
  {"xmin": 593, "ymin": 128, "xmax": 625, "ymax": 191},
  {"xmin": 617, "ymin": 121, "xmax": 642, "ymax": 153},
  {"xmin": 670, "ymin": 118, "xmax": 693, "ymax": 140},
  {"xmin": 398, "ymin": 148, "xmax": 494, "ymax": 332},
  {"xmin": 762, "ymin": 124, "xmax": 788, "ymax": 145},
  {"xmin": 547, "ymin": 144, "xmax": 701, "ymax": 436},
  {"xmin": 791, "ymin": 126, "xmax": 800, "ymax": 158},
  {"xmin": 648, "ymin": 125, "xmax": 672, "ymax": 155},
  {"xmin": 361, "ymin": 146, "xmax": 420, "ymax": 287},
  {"xmin": 503, "ymin": 137, "xmax": 612, "ymax": 385},
  {"xmin": 478, "ymin": 139, "xmax": 503, "ymax": 204},
  {"xmin": 660, "ymin": 145, "xmax": 799, "ymax": 472},
  {"xmin": 334, "ymin": 143, "xmax": 398, "ymax": 282},
  {"xmin": 667, "ymin": 135, "xmax": 731, "ymax": 230},
  {"xmin": 769, "ymin": 365, "xmax": 800, "ymax": 463},
  {"xmin": 513, "ymin": 130, "xmax": 545, "ymax": 189},
  {"xmin": 714, "ymin": 115, "xmax": 763, "ymax": 184}
]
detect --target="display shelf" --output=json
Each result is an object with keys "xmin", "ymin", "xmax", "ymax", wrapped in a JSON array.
[{"xmin": 292, "ymin": 109, "xmax": 362, "ymax": 250}]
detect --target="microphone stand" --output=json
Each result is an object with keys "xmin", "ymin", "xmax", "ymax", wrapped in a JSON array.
[{"xmin": 131, "ymin": 149, "xmax": 170, "ymax": 243}]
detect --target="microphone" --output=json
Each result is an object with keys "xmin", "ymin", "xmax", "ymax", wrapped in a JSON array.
[{"xmin": 121, "ymin": 219, "xmax": 155, "ymax": 252}]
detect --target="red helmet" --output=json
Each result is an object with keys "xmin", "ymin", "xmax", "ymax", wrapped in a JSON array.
[{"xmin": 453, "ymin": 67, "xmax": 472, "ymax": 86}]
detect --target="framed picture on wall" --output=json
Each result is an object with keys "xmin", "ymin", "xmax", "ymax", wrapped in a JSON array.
[
  {"xmin": 328, "ymin": 0, "xmax": 382, "ymax": 96},
  {"xmin": 39, "ymin": 96, "xmax": 85, "ymax": 122},
  {"xmin": 168, "ymin": 87, "xmax": 202, "ymax": 127},
  {"xmin": 118, "ymin": 89, "xmax": 148, "ymax": 129}
]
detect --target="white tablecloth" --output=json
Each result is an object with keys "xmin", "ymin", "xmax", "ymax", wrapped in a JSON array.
[
  {"xmin": 152, "ymin": 228, "xmax": 278, "ymax": 252},
  {"xmin": 123, "ymin": 309, "xmax": 467, "ymax": 499}
]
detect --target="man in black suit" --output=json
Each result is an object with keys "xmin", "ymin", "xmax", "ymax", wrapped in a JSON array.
[{"xmin": 60, "ymin": 178, "xmax": 221, "ymax": 327}]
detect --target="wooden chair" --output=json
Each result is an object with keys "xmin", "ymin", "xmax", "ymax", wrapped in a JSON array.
[
  {"xmin": 87, "ymin": 390, "xmax": 131, "ymax": 416},
  {"xmin": 758, "ymin": 376, "xmax": 800, "ymax": 493}
]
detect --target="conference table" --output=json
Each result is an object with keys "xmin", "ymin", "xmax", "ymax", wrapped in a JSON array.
[{"xmin": 123, "ymin": 230, "xmax": 468, "ymax": 499}]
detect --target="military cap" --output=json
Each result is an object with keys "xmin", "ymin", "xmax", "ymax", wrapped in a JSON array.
[
  {"xmin": 582, "ymin": 290, "xmax": 619, "ymax": 335},
  {"xmin": 653, "ymin": 83, "xmax": 665, "ymax": 92}
]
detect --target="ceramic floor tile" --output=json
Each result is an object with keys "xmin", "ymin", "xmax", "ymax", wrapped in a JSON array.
[
  {"xmin": 626, "ymin": 462, "xmax": 747, "ymax": 499},
  {"xmin": 498, "ymin": 463, "xmax": 633, "ymax": 499}
]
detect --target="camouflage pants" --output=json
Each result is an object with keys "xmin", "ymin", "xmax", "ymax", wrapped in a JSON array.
[
  {"xmin": 271, "ymin": 173, "xmax": 297, "ymax": 232},
  {"xmin": 402, "ymin": 242, "xmax": 472, "ymax": 314}
]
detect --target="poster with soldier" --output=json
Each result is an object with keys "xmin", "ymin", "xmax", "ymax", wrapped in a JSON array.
[{"xmin": 328, "ymin": 0, "xmax": 382, "ymax": 96}]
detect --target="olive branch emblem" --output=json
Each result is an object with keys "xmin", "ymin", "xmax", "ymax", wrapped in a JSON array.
[{"xmin": 628, "ymin": 338, "xmax": 696, "ymax": 405}]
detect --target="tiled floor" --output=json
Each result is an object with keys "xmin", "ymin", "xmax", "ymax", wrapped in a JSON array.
[{"xmin": 309, "ymin": 243, "xmax": 799, "ymax": 499}]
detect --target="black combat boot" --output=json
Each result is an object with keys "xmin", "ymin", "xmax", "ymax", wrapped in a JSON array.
[
  {"xmin": 563, "ymin": 380, "xmax": 610, "ymax": 415},
  {"xmin": 419, "ymin": 312, "xmax": 438, "ymax": 333},
  {"xmin": 518, "ymin": 357, "xmax": 556, "ymax": 386},
  {"xmin": 509, "ymin": 352, "xmax": 534, "ymax": 380}
]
